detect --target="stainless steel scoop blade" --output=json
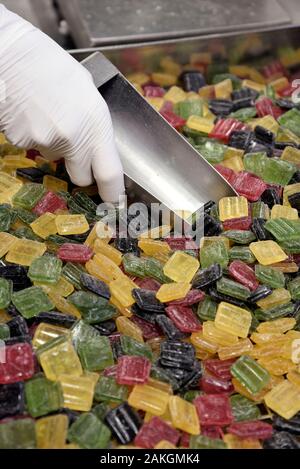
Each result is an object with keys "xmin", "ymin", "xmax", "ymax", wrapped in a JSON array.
[{"xmin": 82, "ymin": 52, "xmax": 236, "ymax": 216}]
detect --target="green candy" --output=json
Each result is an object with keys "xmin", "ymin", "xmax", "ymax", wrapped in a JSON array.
[
  {"xmin": 0, "ymin": 323, "xmax": 10, "ymax": 340},
  {"xmin": 14, "ymin": 226, "xmax": 43, "ymax": 242},
  {"xmin": 122, "ymin": 254, "xmax": 169, "ymax": 283},
  {"xmin": 0, "ymin": 205, "xmax": 13, "ymax": 231},
  {"xmin": 12, "ymin": 286, "xmax": 54, "ymax": 319},
  {"xmin": 68, "ymin": 291, "xmax": 117, "ymax": 324},
  {"xmin": 197, "ymin": 296, "xmax": 217, "ymax": 321},
  {"xmin": 223, "ymin": 230, "xmax": 256, "ymax": 245},
  {"xmin": 212, "ymin": 73, "xmax": 241, "ymax": 89},
  {"xmin": 68, "ymin": 413, "xmax": 111, "ymax": 449},
  {"xmin": 255, "ymin": 265, "xmax": 285, "ymax": 289},
  {"xmin": 265, "ymin": 218, "xmax": 300, "ymax": 242},
  {"xmin": 200, "ymin": 241, "xmax": 229, "ymax": 269},
  {"xmin": 12, "ymin": 183, "xmax": 45, "ymax": 210},
  {"xmin": 28, "ymin": 255, "xmax": 62, "ymax": 284},
  {"xmin": 62, "ymin": 262, "xmax": 85, "ymax": 289},
  {"xmin": 94, "ymin": 376, "xmax": 128, "ymax": 404},
  {"xmin": 254, "ymin": 302, "xmax": 295, "ymax": 321},
  {"xmin": 25, "ymin": 375, "xmax": 63, "ymax": 418},
  {"xmin": 288, "ymin": 277, "xmax": 300, "ymax": 300},
  {"xmin": 217, "ymin": 277, "xmax": 251, "ymax": 301},
  {"xmin": 174, "ymin": 99, "xmax": 203, "ymax": 119},
  {"xmin": 229, "ymin": 246, "xmax": 256, "ymax": 264},
  {"xmin": 183, "ymin": 390, "xmax": 202, "ymax": 402},
  {"xmin": 91, "ymin": 403, "xmax": 111, "ymax": 422},
  {"xmin": 0, "ymin": 418, "xmax": 36, "ymax": 449},
  {"xmin": 251, "ymin": 201, "xmax": 270, "ymax": 219},
  {"xmin": 230, "ymin": 355, "xmax": 270, "ymax": 395},
  {"xmin": 229, "ymin": 107, "xmax": 257, "ymax": 122},
  {"xmin": 190, "ymin": 435, "xmax": 227, "ymax": 449},
  {"xmin": 278, "ymin": 108, "xmax": 300, "ymax": 137},
  {"xmin": 244, "ymin": 152, "xmax": 296, "ymax": 185},
  {"xmin": 0, "ymin": 278, "xmax": 12, "ymax": 309},
  {"xmin": 230, "ymin": 394, "xmax": 261, "ymax": 422},
  {"xmin": 121, "ymin": 335, "xmax": 153, "ymax": 361},
  {"xmin": 73, "ymin": 192, "xmax": 98, "ymax": 216},
  {"xmin": 280, "ymin": 239, "xmax": 300, "ymax": 254},
  {"xmin": 196, "ymin": 141, "xmax": 226, "ymax": 164},
  {"xmin": 15, "ymin": 207, "xmax": 37, "ymax": 225}
]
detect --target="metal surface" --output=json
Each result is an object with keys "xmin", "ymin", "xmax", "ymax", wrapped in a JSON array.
[
  {"xmin": 82, "ymin": 52, "xmax": 235, "ymax": 214},
  {"xmin": 58, "ymin": 0, "xmax": 291, "ymax": 47}
]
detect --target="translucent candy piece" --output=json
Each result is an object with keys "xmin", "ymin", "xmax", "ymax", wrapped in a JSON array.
[
  {"xmin": 231, "ymin": 355, "xmax": 270, "ymax": 394},
  {"xmin": 116, "ymin": 317, "xmax": 144, "ymax": 343},
  {"xmin": 283, "ymin": 183, "xmax": 300, "ymax": 206},
  {"xmin": 24, "ymin": 375, "xmax": 63, "ymax": 418},
  {"xmin": 110, "ymin": 276, "xmax": 136, "ymax": 308},
  {"xmin": 128, "ymin": 384, "xmax": 170, "ymax": 416},
  {"xmin": 86, "ymin": 253, "xmax": 124, "ymax": 284},
  {"xmin": 264, "ymin": 380, "xmax": 300, "ymax": 419},
  {"xmin": 0, "ymin": 343, "xmax": 35, "ymax": 384},
  {"xmin": 94, "ymin": 239, "xmax": 123, "ymax": 265},
  {"xmin": 228, "ymin": 260, "xmax": 259, "ymax": 291},
  {"xmin": 47, "ymin": 292, "xmax": 81, "ymax": 318},
  {"xmin": 57, "ymin": 243, "xmax": 93, "ymax": 263},
  {"xmin": 288, "ymin": 276, "xmax": 300, "ymax": 300},
  {"xmin": 168, "ymin": 396, "xmax": 200, "ymax": 435},
  {"xmin": 194, "ymin": 393, "xmax": 233, "ymax": 426},
  {"xmin": 135, "ymin": 416, "xmax": 180, "ymax": 449},
  {"xmin": 255, "ymin": 264, "xmax": 285, "ymax": 289},
  {"xmin": 6, "ymin": 238, "xmax": 46, "ymax": 266},
  {"xmin": 12, "ymin": 286, "xmax": 54, "ymax": 319},
  {"xmin": 0, "ymin": 278, "xmax": 12, "ymax": 310},
  {"xmin": 36, "ymin": 414, "xmax": 68, "ymax": 449},
  {"xmin": 258, "ymin": 356, "xmax": 295, "ymax": 376},
  {"xmin": 218, "ymin": 339, "xmax": 253, "ymax": 361},
  {"xmin": 138, "ymin": 238, "xmax": 171, "ymax": 263},
  {"xmin": 223, "ymin": 433, "xmax": 262, "ymax": 449},
  {"xmin": 203, "ymin": 320, "xmax": 239, "ymax": 347},
  {"xmin": 43, "ymin": 175, "xmax": 68, "ymax": 193},
  {"xmin": 55, "ymin": 214, "xmax": 89, "ymax": 235},
  {"xmin": 36, "ymin": 276, "xmax": 74, "ymax": 298},
  {"xmin": 257, "ymin": 288, "xmax": 291, "ymax": 310},
  {"xmin": 216, "ymin": 277, "xmax": 251, "ymax": 301},
  {"xmin": 154, "ymin": 440, "xmax": 177, "ymax": 449},
  {"xmin": 219, "ymin": 196, "xmax": 248, "ymax": 221},
  {"xmin": 227, "ymin": 421, "xmax": 272, "ymax": 440},
  {"xmin": 33, "ymin": 191, "xmax": 67, "ymax": 216},
  {"xmin": 84, "ymin": 220, "xmax": 113, "ymax": 247},
  {"xmin": 0, "ymin": 232, "xmax": 17, "ymax": 258},
  {"xmin": 116, "ymin": 356, "xmax": 151, "ymax": 386},
  {"xmin": 156, "ymin": 282, "xmax": 191, "ymax": 302},
  {"xmin": 13, "ymin": 183, "xmax": 45, "ymax": 210},
  {"xmin": 28, "ymin": 255, "xmax": 62, "ymax": 284},
  {"xmin": 0, "ymin": 418, "xmax": 36, "ymax": 449},
  {"xmin": 200, "ymin": 240, "xmax": 229, "ymax": 269},
  {"xmin": 39, "ymin": 338, "xmax": 83, "ymax": 381},
  {"xmin": 249, "ymin": 240, "xmax": 288, "ymax": 265},
  {"xmin": 32, "ymin": 323, "xmax": 69, "ymax": 348},
  {"xmin": 186, "ymin": 115, "xmax": 214, "ymax": 134},
  {"xmin": 166, "ymin": 304, "xmax": 201, "ymax": 333},
  {"xmin": 58, "ymin": 374, "xmax": 95, "ymax": 411},
  {"xmin": 68, "ymin": 412, "xmax": 111, "ymax": 449},
  {"xmin": 230, "ymin": 394, "xmax": 261, "ymax": 423},
  {"xmin": 163, "ymin": 251, "xmax": 199, "ymax": 283},
  {"xmin": 271, "ymin": 204, "xmax": 298, "ymax": 220},
  {"xmin": 190, "ymin": 331, "xmax": 219, "ymax": 355},
  {"xmin": 164, "ymin": 86, "xmax": 186, "ymax": 103},
  {"xmin": 265, "ymin": 218, "xmax": 300, "ymax": 242}
]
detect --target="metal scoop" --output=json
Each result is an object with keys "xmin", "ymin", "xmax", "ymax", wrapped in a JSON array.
[{"xmin": 82, "ymin": 52, "xmax": 236, "ymax": 216}]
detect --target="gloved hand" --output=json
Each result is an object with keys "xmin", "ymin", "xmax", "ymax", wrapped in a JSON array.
[{"xmin": 0, "ymin": 4, "xmax": 124, "ymax": 202}]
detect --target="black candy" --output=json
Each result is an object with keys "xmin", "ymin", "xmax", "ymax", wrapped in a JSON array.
[
  {"xmin": 263, "ymin": 431, "xmax": 300, "ymax": 449},
  {"xmin": 204, "ymin": 200, "xmax": 216, "ymax": 214},
  {"xmin": 254, "ymin": 125, "xmax": 275, "ymax": 145},
  {"xmin": 131, "ymin": 304, "xmax": 159, "ymax": 324},
  {"xmin": 231, "ymin": 87, "xmax": 259, "ymax": 101},
  {"xmin": 251, "ymin": 218, "xmax": 271, "ymax": 241},
  {"xmin": 275, "ymin": 98, "xmax": 296, "ymax": 110},
  {"xmin": 232, "ymin": 97, "xmax": 255, "ymax": 111},
  {"xmin": 229, "ymin": 130, "xmax": 253, "ymax": 150},
  {"xmin": 114, "ymin": 237, "xmax": 140, "ymax": 256},
  {"xmin": 209, "ymin": 287, "xmax": 247, "ymax": 308},
  {"xmin": 155, "ymin": 314, "xmax": 187, "ymax": 340},
  {"xmin": 6, "ymin": 316, "xmax": 29, "ymax": 338},
  {"xmin": 0, "ymin": 265, "xmax": 31, "ymax": 291},
  {"xmin": 246, "ymin": 140, "xmax": 273, "ymax": 157},
  {"xmin": 248, "ymin": 285, "xmax": 273, "ymax": 304},
  {"xmin": 34, "ymin": 311, "xmax": 77, "ymax": 328},
  {"xmin": 132, "ymin": 289, "xmax": 165, "ymax": 313},
  {"xmin": 16, "ymin": 167, "xmax": 46, "ymax": 182},
  {"xmin": 0, "ymin": 382, "xmax": 25, "ymax": 419},
  {"xmin": 192, "ymin": 264, "xmax": 222, "ymax": 289},
  {"xmin": 288, "ymin": 192, "xmax": 300, "ymax": 213},
  {"xmin": 260, "ymin": 188, "xmax": 281, "ymax": 208},
  {"xmin": 180, "ymin": 71, "xmax": 206, "ymax": 92},
  {"xmin": 159, "ymin": 340, "xmax": 195, "ymax": 370},
  {"xmin": 289, "ymin": 171, "xmax": 300, "ymax": 184},
  {"xmin": 203, "ymin": 213, "xmax": 223, "ymax": 236},
  {"xmin": 80, "ymin": 273, "xmax": 111, "ymax": 300},
  {"xmin": 208, "ymin": 99, "xmax": 233, "ymax": 116},
  {"xmin": 92, "ymin": 320, "xmax": 116, "ymax": 336},
  {"xmin": 111, "ymin": 337, "xmax": 124, "ymax": 361},
  {"xmin": 105, "ymin": 403, "xmax": 142, "ymax": 445},
  {"xmin": 273, "ymin": 412, "xmax": 300, "ymax": 435}
]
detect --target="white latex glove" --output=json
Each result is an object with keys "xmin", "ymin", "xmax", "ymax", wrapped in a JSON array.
[{"xmin": 0, "ymin": 4, "xmax": 124, "ymax": 202}]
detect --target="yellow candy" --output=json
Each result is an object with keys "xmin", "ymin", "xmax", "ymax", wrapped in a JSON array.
[
  {"xmin": 127, "ymin": 72, "xmax": 149, "ymax": 86},
  {"xmin": 250, "ymin": 332, "xmax": 284, "ymax": 345},
  {"xmin": 163, "ymin": 251, "xmax": 199, "ymax": 283},
  {"xmin": 6, "ymin": 238, "xmax": 46, "ymax": 266},
  {"xmin": 146, "ymin": 97, "xmax": 165, "ymax": 112},
  {"xmin": 155, "ymin": 441, "xmax": 177, "ymax": 449},
  {"xmin": 248, "ymin": 68, "xmax": 266, "ymax": 84},
  {"xmin": 84, "ymin": 221, "xmax": 113, "ymax": 247},
  {"xmin": 128, "ymin": 385, "xmax": 170, "ymax": 416},
  {"xmin": 39, "ymin": 338, "xmax": 82, "ymax": 381},
  {"xmin": 190, "ymin": 331, "xmax": 219, "ymax": 355},
  {"xmin": 202, "ymin": 321, "xmax": 239, "ymax": 347},
  {"xmin": 116, "ymin": 316, "xmax": 144, "ymax": 343},
  {"xmin": 221, "ymin": 155, "xmax": 244, "ymax": 172},
  {"xmin": 30, "ymin": 212, "xmax": 57, "ymax": 239},
  {"xmin": 281, "ymin": 146, "xmax": 300, "ymax": 166},
  {"xmin": 32, "ymin": 323, "xmax": 69, "ymax": 348},
  {"xmin": 86, "ymin": 253, "xmax": 124, "ymax": 284},
  {"xmin": 264, "ymin": 380, "xmax": 300, "ymax": 419},
  {"xmin": 186, "ymin": 115, "xmax": 214, "ymax": 134},
  {"xmin": 43, "ymin": 175, "xmax": 68, "ymax": 193},
  {"xmin": 257, "ymin": 288, "xmax": 291, "ymax": 310},
  {"xmin": 0, "ymin": 171, "xmax": 22, "ymax": 197},
  {"xmin": 219, "ymin": 196, "xmax": 248, "ymax": 221},
  {"xmin": 223, "ymin": 434, "xmax": 262, "ymax": 450},
  {"xmin": 156, "ymin": 282, "xmax": 191, "ymax": 303},
  {"xmin": 224, "ymin": 147, "xmax": 245, "ymax": 160},
  {"xmin": 251, "ymin": 115, "xmax": 279, "ymax": 134},
  {"xmin": 215, "ymin": 302, "xmax": 252, "ymax": 338},
  {"xmin": 35, "ymin": 276, "xmax": 74, "ymax": 297},
  {"xmin": 229, "ymin": 65, "xmax": 251, "ymax": 77},
  {"xmin": 168, "ymin": 396, "xmax": 200, "ymax": 435},
  {"xmin": 249, "ymin": 240, "xmax": 288, "ymax": 266},
  {"xmin": 47, "ymin": 292, "xmax": 81, "ymax": 318},
  {"xmin": 258, "ymin": 357, "xmax": 296, "ymax": 376},
  {"xmin": 241, "ymin": 79, "xmax": 266, "ymax": 93},
  {"xmin": 271, "ymin": 204, "xmax": 298, "ymax": 220},
  {"xmin": 93, "ymin": 239, "xmax": 123, "ymax": 266},
  {"xmin": 110, "ymin": 295, "xmax": 132, "ymax": 318},
  {"xmin": 218, "ymin": 338, "xmax": 253, "ymax": 360},
  {"xmin": 58, "ymin": 374, "xmax": 96, "ymax": 412},
  {"xmin": 151, "ymin": 72, "xmax": 177, "ymax": 87},
  {"xmin": 283, "ymin": 183, "xmax": 300, "ymax": 207},
  {"xmin": 2, "ymin": 155, "xmax": 35, "ymax": 171},
  {"xmin": 55, "ymin": 215, "xmax": 89, "ymax": 235},
  {"xmin": 277, "ymin": 127, "xmax": 300, "ymax": 145},
  {"xmin": 147, "ymin": 378, "xmax": 173, "ymax": 395},
  {"xmin": 36, "ymin": 414, "xmax": 68, "ymax": 449},
  {"xmin": 138, "ymin": 224, "xmax": 172, "ymax": 240},
  {"xmin": 214, "ymin": 78, "xmax": 233, "ymax": 100},
  {"xmin": 164, "ymin": 86, "xmax": 186, "ymax": 104},
  {"xmin": 160, "ymin": 56, "xmax": 181, "ymax": 76},
  {"xmin": 269, "ymin": 77, "xmax": 289, "ymax": 91},
  {"xmin": 0, "ymin": 310, "xmax": 11, "ymax": 323},
  {"xmin": 110, "ymin": 276, "xmax": 136, "ymax": 308},
  {"xmin": 138, "ymin": 238, "xmax": 171, "ymax": 263},
  {"xmin": 200, "ymin": 236, "xmax": 230, "ymax": 250},
  {"xmin": 287, "ymin": 370, "xmax": 300, "ymax": 388},
  {"xmin": 0, "ymin": 232, "xmax": 17, "ymax": 258}
]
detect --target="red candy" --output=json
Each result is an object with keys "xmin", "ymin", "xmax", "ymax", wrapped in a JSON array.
[
  {"xmin": 0, "ymin": 343, "xmax": 35, "ymax": 384},
  {"xmin": 209, "ymin": 119, "xmax": 249, "ymax": 144},
  {"xmin": 255, "ymin": 97, "xmax": 283, "ymax": 119},
  {"xmin": 200, "ymin": 374, "xmax": 234, "ymax": 394},
  {"xmin": 134, "ymin": 417, "xmax": 180, "ymax": 449},
  {"xmin": 165, "ymin": 237, "xmax": 199, "ymax": 252},
  {"xmin": 57, "ymin": 243, "xmax": 93, "ymax": 263},
  {"xmin": 116, "ymin": 356, "xmax": 151, "ymax": 386},
  {"xmin": 201, "ymin": 426, "xmax": 223, "ymax": 439},
  {"xmin": 205, "ymin": 358, "xmax": 236, "ymax": 381},
  {"xmin": 33, "ymin": 191, "xmax": 67, "ymax": 216},
  {"xmin": 130, "ymin": 316, "xmax": 162, "ymax": 340},
  {"xmin": 194, "ymin": 394, "xmax": 233, "ymax": 426},
  {"xmin": 133, "ymin": 278, "xmax": 161, "ymax": 291},
  {"xmin": 102, "ymin": 365, "xmax": 118, "ymax": 377},
  {"xmin": 214, "ymin": 165, "xmax": 237, "ymax": 185},
  {"xmin": 143, "ymin": 86, "xmax": 165, "ymax": 97},
  {"xmin": 278, "ymin": 83, "xmax": 295, "ymax": 97},
  {"xmin": 228, "ymin": 260, "xmax": 259, "ymax": 291},
  {"xmin": 223, "ymin": 215, "xmax": 252, "ymax": 231},
  {"xmin": 227, "ymin": 421, "xmax": 273, "ymax": 440},
  {"xmin": 160, "ymin": 110, "xmax": 186, "ymax": 129},
  {"xmin": 261, "ymin": 61, "xmax": 286, "ymax": 79},
  {"xmin": 232, "ymin": 172, "xmax": 267, "ymax": 202},
  {"xmin": 168, "ymin": 289, "xmax": 205, "ymax": 307},
  {"xmin": 165, "ymin": 305, "xmax": 201, "ymax": 333}
]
